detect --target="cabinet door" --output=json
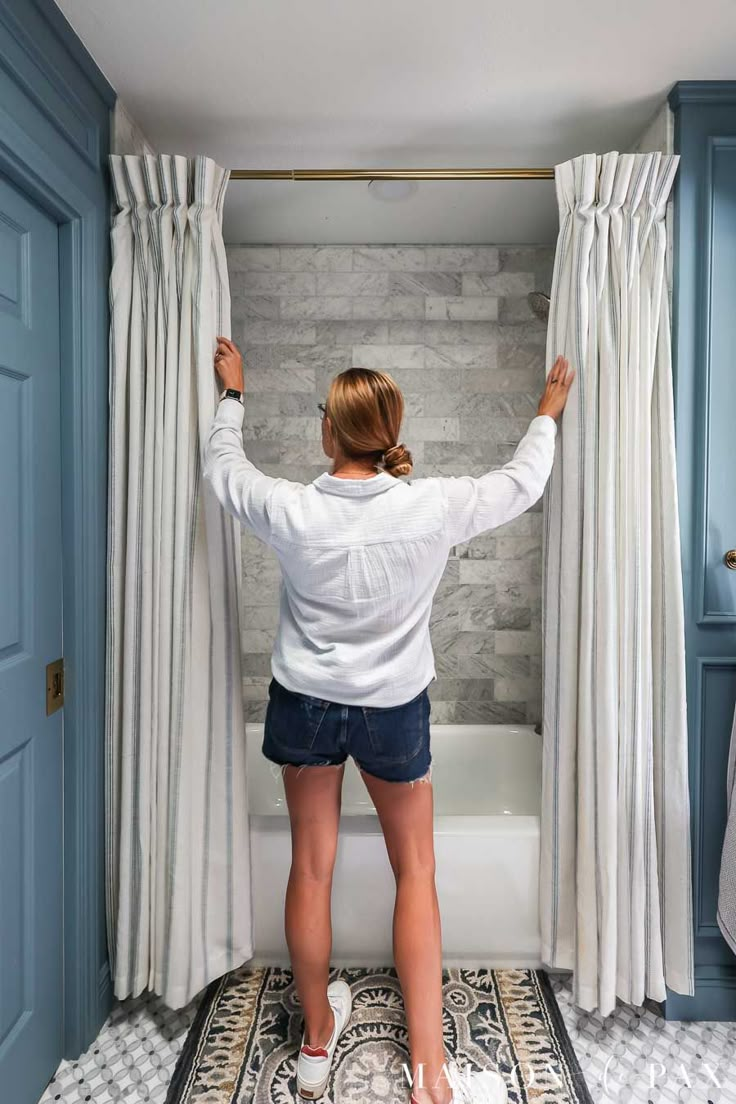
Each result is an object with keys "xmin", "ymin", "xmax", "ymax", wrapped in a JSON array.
[
  {"xmin": 693, "ymin": 141, "xmax": 736, "ymax": 967},
  {"xmin": 668, "ymin": 87, "xmax": 736, "ymax": 1019}
]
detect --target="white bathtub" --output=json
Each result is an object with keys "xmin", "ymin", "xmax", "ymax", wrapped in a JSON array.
[{"xmin": 247, "ymin": 723, "xmax": 543, "ymax": 967}]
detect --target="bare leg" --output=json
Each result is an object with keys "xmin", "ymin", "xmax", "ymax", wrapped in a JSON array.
[
  {"xmin": 282, "ymin": 763, "xmax": 345, "ymax": 1048},
  {"xmin": 360, "ymin": 768, "xmax": 451, "ymax": 1104}
]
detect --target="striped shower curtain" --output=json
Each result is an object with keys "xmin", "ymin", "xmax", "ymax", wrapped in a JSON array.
[
  {"xmin": 106, "ymin": 155, "xmax": 252, "ymax": 1008},
  {"xmin": 540, "ymin": 152, "xmax": 694, "ymax": 1015}
]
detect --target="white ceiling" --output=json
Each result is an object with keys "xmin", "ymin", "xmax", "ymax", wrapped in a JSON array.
[{"xmin": 56, "ymin": 0, "xmax": 736, "ymax": 244}]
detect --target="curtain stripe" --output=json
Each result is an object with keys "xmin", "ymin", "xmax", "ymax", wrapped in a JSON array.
[
  {"xmin": 106, "ymin": 154, "xmax": 251, "ymax": 1008},
  {"xmin": 540, "ymin": 152, "xmax": 694, "ymax": 1014}
]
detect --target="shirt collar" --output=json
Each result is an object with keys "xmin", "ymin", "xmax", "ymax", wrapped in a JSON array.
[{"xmin": 312, "ymin": 470, "xmax": 398, "ymax": 497}]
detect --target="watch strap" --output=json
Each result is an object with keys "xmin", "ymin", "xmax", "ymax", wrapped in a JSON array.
[{"xmin": 222, "ymin": 388, "xmax": 244, "ymax": 404}]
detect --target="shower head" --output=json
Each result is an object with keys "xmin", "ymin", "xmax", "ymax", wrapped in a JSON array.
[{"xmin": 527, "ymin": 291, "xmax": 550, "ymax": 322}]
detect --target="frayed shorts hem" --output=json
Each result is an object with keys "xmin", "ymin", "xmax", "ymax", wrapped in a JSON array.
[{"xmin": 262, "ymin": 751, "xmax": 433, "ymax": 786}]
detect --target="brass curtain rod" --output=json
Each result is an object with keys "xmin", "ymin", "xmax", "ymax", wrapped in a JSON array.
[{"xmin": 229, "ymin": 167, "xmax": 554, "ymax": 181}]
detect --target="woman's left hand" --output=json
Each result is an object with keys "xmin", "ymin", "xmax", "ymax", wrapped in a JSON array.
[{"xmin": 214, "ymin": 335, "xmax": 244, "ymax": 392}]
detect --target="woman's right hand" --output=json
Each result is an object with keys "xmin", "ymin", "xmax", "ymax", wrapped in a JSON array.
[
  {"xmin": 214, "ymin": 335, "xmax": 244, "ymax": 393},
  {"xmin": 537, "ymin": 355, "xmax": 575, "ymax": 421}
]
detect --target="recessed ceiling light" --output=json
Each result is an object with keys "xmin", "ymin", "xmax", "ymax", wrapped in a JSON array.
[{"xmin": 367, "ymin": 179, "xmax": 419, "ymax": 202}]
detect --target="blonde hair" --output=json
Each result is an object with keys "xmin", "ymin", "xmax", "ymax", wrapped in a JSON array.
[{"xmin": 325, "ymin": 367, "xmax": 413, "ymax": 478}]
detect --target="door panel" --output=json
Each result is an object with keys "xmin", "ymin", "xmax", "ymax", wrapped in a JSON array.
[
  {"xmin": 688, "ymin": 136, "xmax": 736, "ymax": 972},
  {"xmin": 701, "ymin": 143, "xmax": 736, "ymax": 622},
  {"xmin": 0, "ymin": 174, "xmax": 64, "ymax": 1102},
  {"xmin": 667, "ymin": 87, "xmax": 736, "ymax": 1018}
]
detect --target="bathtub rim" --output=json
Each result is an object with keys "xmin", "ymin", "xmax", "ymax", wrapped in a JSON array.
[{"xmin": 250, "ymin": 813, "xmax": 541, "ymax": 836}]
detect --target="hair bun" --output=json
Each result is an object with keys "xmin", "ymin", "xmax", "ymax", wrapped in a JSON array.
[{"xmin": 382, "ymin": 442, "xmax": 413, "ymax": 478}]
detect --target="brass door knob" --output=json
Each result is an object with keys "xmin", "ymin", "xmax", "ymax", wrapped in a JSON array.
[{"xmin": 725, "ymin": 549, "xmax": 736, "ymax": 570}]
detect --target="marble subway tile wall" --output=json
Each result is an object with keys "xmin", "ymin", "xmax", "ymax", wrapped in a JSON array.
[{"xmin": 227, "ymin": 244, "xmax": 554, "ymax": 724}]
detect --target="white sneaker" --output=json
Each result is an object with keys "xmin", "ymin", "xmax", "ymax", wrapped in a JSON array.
[
  {"xmin": 410, "ymin": 1060, "xmax": 508, "ymax": 1104},
  {"xmin": 296, "ymin": 978, "xmax": 352, "ymax": 1100},
  {"xmin": 446, "ymin": 1059, "xmax": 508, "ymax": 1104}
]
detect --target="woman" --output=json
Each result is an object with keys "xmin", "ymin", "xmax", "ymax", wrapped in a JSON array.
[{"xmin": 203, "ymin": 337, "xmax": 573, "ymax": 1104}]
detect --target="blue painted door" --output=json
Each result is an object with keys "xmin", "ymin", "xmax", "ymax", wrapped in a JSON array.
[{"xmin": 0, "ymin": 175, "xmax": 64, "ymax": 1097}]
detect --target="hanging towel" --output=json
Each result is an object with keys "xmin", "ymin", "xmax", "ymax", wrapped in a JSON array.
[{"xmin": 717, "ymin": 696, "xmax": 736, "ymax": 955}]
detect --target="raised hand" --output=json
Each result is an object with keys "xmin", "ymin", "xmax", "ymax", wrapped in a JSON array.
[
  {"xmin": 537, "ymin": 355, "xmax": 574, "ymax": 421},
  {"xmin": 214, "ymin": 335, "xmax": 244, "ymax": 393}
]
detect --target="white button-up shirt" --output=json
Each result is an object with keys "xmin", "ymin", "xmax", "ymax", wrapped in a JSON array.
[{"xmin": 203, "ymin": 398, "xmax": 557, "ymax": 707}]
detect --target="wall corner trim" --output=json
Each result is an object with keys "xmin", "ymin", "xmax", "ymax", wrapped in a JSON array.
[{"xmin": 30, "ymin": 0, "xmax": 116, "ymax": 106}]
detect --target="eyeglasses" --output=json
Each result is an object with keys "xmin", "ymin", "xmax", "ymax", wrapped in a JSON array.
[{"xmin": 317, "ymin": 402, "xmax": 327, "ymax": 418}]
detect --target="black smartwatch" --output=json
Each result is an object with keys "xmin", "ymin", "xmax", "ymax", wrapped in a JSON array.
[{"xmin": 221, "ymin": 388, "xmax": 243, "ymax": 404}]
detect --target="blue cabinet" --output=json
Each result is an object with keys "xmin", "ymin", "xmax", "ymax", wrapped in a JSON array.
[{"xmin": 666, "ymin": 81, "xmax": 736, "ymax": 1020}]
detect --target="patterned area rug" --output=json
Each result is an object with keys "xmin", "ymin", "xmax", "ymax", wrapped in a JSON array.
[{"xmin": 166, "ymin": 967, "xmax": 592, "ymax": 1104}]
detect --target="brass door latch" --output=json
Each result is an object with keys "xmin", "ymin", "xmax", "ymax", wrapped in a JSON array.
[{"xmin": 46, "ymin": 658, "xmax": 65, "ymax": 715}]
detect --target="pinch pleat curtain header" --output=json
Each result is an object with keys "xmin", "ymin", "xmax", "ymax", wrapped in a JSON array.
[
  {"xmin": 108, "ymin": 153, "xmax": 232, "ymax": 459},
  {"xmin": 554, "ymin": 152, "xmax": 678, "ymax": 285}
]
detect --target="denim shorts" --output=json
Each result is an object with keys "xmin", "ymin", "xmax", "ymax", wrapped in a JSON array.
[{"xmin": 262, "ymin": 676, "xmax": 432, "ymax": 784}]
